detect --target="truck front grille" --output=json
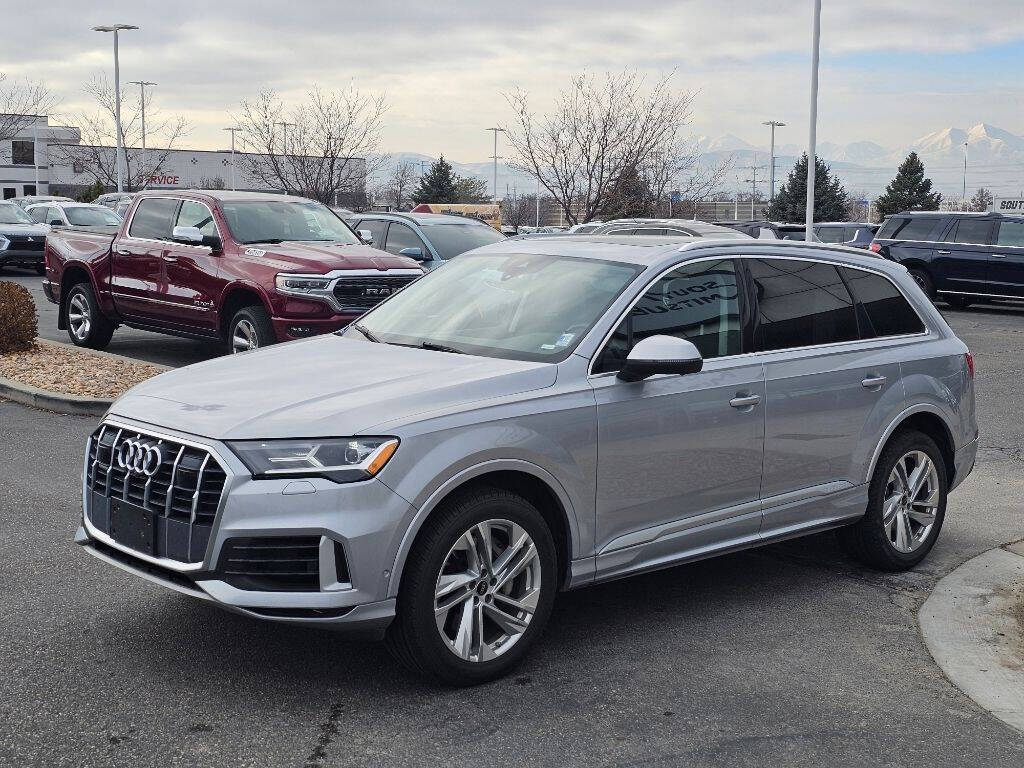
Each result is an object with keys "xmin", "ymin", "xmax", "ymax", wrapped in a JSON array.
[
  {"xmin": 332, "ymin": 276, "xmax": 418, "ymax": 310},
  {"xmin": 84, "ymin": 424, "xmax": 227, "ymax": 564}
]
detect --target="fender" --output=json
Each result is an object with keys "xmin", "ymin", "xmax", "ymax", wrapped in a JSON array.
[
  {"xmin": 384, "ymin": 458, "xmax": 582, "ymax": 598},
  {"xmin": 864, "ymin": 403, "xmax": 955, "ymax": 484},
  {"xmin": 217, "ymin": 280, "xmax": 276, "ymax": 326},
  {"xmin": 57, "ymin": 260, "xmax": 111, "ymax": 329}
]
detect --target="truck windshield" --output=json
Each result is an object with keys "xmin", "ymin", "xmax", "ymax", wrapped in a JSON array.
[
  {"xmin": 344, "ymin": 252, "xmax": 642, "ymax": 362},
  {"xmin": 220, "ymin": 200, "xmax": 360, "ymax": 245},
  {"xmin": 0, "ymin": 203, "xmax": 32, "ymax": 224}
]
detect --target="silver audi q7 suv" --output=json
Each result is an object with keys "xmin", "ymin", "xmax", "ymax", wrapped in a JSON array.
[{"xmin": 76, "ymin": 235, "xmax": 978, "ymax": 685}]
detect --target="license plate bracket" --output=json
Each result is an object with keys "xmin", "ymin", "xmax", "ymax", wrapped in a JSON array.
[{"xmin": 109, "ymin": 498, "xmax": 156, "ymax": 556}]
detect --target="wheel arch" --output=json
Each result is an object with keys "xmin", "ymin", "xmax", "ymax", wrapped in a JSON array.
[
  {"xmin": 866, "ymin": 405, "xmax": 956, "ymax": 487},
  {"xmin": 386, "ymin": 460, "xmax": 579, "ymax": 599},
  {"xmin": 218, "ymin": 282, "xmax": 273, "ymax": 340},
  {"xmin": 57, "ymin": 263, "xmax": 100, "ymax": 330}
]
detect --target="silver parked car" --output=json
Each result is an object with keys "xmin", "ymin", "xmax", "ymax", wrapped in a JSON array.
[{"xmin": 76, "ymin": 235, "xmax": 977, "ymax": 685}]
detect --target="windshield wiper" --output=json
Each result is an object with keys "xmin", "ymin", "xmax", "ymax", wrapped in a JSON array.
[
  {"xmin": 243, "ymin": 238, "xmax": 285, "ymax": 244},
  {"xmin": 418, "ymin": 341, "xmax": 464, "ymax": 354},
  {"xmin": 350, "ymin": 323, "xmax": 381, "ymax": 343}
]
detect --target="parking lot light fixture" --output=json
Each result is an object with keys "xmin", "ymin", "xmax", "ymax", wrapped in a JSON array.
[
  {"xmin": 224, "ymin": 127, "xmax": 244, "ymax": 190},
  {"xmin": 762, "ymin": 121, "xmax": 786, "ymax": 203},
  {"xmin": 486, "ymin": 127, "xmax": 506, "ymax": 203},
  {"xmin": 129, "ymin": 81, "xmax": 156, "ymax": 151},
  {"xmin": 93, "ymin": 24, "xmax": 138, "ymax": 193}
]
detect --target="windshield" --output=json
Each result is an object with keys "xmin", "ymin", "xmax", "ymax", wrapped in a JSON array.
[
  {"xmin": 220, "ymin": 200, "xmax": 360, "ymax": 245},
  {"xmin": 345, "ymin": 252, "xmax": 641, "ymax": 362},
  {"xmin": 421, "ymin": 223, "xmax": 505, "ymax": 259},
  {"xmin": 0, "ymin": 204, "xmax": 32, "ymax": 224},
  {"xmin": 66, "ymin": 206, "xmax": 122, "ymax": 226}
]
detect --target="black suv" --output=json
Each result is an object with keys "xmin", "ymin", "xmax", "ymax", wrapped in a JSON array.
[{"xmin": 870, "ymin": 211, "xmax": 1024, "ymax": 308}]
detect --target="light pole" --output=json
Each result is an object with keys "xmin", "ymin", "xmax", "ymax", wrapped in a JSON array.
[
  {"xmin": 33, "ymin": 120, "xmax": 39, "ymax": 192},
  {"xmin": 804, "ymin": 0, "xmax": 821, "ymax": 242},
  {"xmin": 129, "ymin": 81, "xmax": 156, "ymax": 150},
  {"xmin": 485, "ymin": 127, "xmax": 506, "ymax": 202},
  {"xmin": 223, "ymin": 127, "xmax": 244, "ymax": 190},
  {"xmin": 962, "ymin": 141, "xmax": 968, "ymax": 210},
  {"xmin": 762, "ymin": 120, "xmax": 785, "ymax": 203},
  {"xmin": 93, "ymin": 24, "xmax": 138, "ymax": 193}
]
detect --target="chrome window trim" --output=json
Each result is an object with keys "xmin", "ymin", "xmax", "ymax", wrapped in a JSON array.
[
  {"xmin": 586, "ymin": 252, "xmax": 931, "ymax": 378},
  {"xmin": 938, "ymin": 289, "xmax": 1024, "ymax": 300},
  {"xmin": 122, "ymin": 195, "xmax": 221, "ymax": 251},
  {"xmin": 81, "ymin": 417, "xmax": 236, "ymax": 573}
]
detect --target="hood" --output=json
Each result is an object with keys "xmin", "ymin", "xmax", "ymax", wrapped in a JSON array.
[
  {"xmin": 240, "ymin": 242, "xmax": 421, "ymax": 274},
  {"xmin": 109, "ymin": 336, "xmax": 556, "ymax": 440},
  {"xmin": 0, "ymin": 223, "xmax": 49, "ymax": 237}
]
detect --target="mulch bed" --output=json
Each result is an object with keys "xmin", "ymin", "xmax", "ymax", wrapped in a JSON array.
[{"xmin": 0, "ymin": 343, "xmax": 163, "ymax": 400}]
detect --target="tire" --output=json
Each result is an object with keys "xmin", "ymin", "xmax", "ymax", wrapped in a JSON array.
[
  {"xmin": 386, "ymin": 487, "xmax": 558, "ymax": 686},
  {"xmin": 227, "ymin": 305, "xmax": 277, "ymax": 354},
  {"xmin": 839, "ymin": 429, "xmax": 947, "ymax": 571},
  {"xmin": 34, "ymin": 263, "xmax": 46, "ymax": 276},
  {"xmin": 65, "ymin": 282, "xmax": 115, "ymax": 350},
  {"xmin": 907, "ymin": 268, "xmax": 935, "ymax": 300},
  {"xmin": 944, "ymin": 295, "xmax": 973, "ymax": 310}
]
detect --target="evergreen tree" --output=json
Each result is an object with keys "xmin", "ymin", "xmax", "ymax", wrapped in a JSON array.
[
  {"xmin": 412, "ymin": 155, "xmax": 458, "ymax": 203},
  {"xmin": 874, "ymin": 152, "xmax": 942, "ymax": 219},
  {"xmin": 766, "ymin": 153, "xmax": 849, "ymax": 223},
  {"xmin": 453, "ymin": 175, "xmax": 490, "ymax": 203},
  {"xmin": 599, "ymin": 164, "xmax": 655, "ymax": 219},
  {"xmin": 75, "ymin": 179, "xmax": 106, "ymax": 203}
]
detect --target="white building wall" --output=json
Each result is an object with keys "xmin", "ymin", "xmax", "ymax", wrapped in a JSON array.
[{"xmin": 0, "ymin": 115, "xmax": 81, "ymax": 198}]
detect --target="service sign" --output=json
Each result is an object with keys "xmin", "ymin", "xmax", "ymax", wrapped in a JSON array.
[{"xmin": 992, "ymin": 198, "xmax": 1024, "ymax": 213}]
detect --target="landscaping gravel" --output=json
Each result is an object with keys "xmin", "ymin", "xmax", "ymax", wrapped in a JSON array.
[{"xmin": 0, "ymin": 343, "xmax": 163, "ymax": 399}]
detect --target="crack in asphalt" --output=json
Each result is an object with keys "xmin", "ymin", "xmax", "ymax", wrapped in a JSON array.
[
  {"xmin": 305, "ymin": 703, "xmax": 344, "ymax": 766},
  {"xmin": 980, "ymin": 444, "xmax": 1024, "ymax": 464}
]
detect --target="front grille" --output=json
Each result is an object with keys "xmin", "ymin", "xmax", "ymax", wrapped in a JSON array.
[
  {"xmin": 217, "ymin": 536, "xmax": 324, "ymax": 591},
  {"xmin": 5, "ymin": 235, "xmax": 44, "ymax": 252},
  {"xmin": 85, "ymin": 424, "xmax": 228, "ymax": 564},
  {"xmin": 332, "ymin": 276, "xmax": 417, "ymax": 310}
]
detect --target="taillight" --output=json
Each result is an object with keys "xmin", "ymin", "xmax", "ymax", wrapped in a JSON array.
[
  {"xmin": 965, "ymin": 351, "xmax": 975, "ymax": 379},
  {"xmin": 869, "ymin": 242, "xmax": 881, "ymax": 254}
]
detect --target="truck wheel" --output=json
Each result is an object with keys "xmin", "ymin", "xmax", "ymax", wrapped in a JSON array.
[
  {"xmin": 65, "ymin": 282, "xmax": 115, "ymax": 350},
  {"xmin": 228, "ymin": 305, "xmax": 277, "ymax": 354},
  {"xmin": 838, "ymin": 429, "xmax": 947, "ymax": 571},
  {"xmin": 907, "ymin": 268, "xmax": 935, "ymax": 300},
  {"xmin": 386, "ymin": 487, "xmax": 557, "ymax": 686}
]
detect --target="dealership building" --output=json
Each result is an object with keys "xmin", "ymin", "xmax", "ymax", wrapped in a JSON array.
[{"xmin": 1, "ymin": 114, "xmax": 366, "ymax": 202}]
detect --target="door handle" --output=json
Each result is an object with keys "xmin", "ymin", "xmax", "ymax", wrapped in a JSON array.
[
  {"xmin": 729, "ymin": 394, "xmax": 761, "ymax": 409},
  {"xmin": 114, "ymin": 249, "xmax": 131, "ymax": 256},
  {"xmin": 992, "ymin": 253, "xmax": 1008, "ymax": 259},
  {"xmin": 162, "ymin": 255, "xmax": 178, "ymax": 262},
  {"xmin": 937, "ymin": 250, "xmax": 951, "ymax": 255},
  {"xmin": 861, "ymin": 375, "xmax": 887, "ymax": 389}
]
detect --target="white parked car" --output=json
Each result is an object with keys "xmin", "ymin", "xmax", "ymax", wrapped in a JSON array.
[{"xmin": 26, "ymin": 201, "xmax": 123, "ymax": 229}]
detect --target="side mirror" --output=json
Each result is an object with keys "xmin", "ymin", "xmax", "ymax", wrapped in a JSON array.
[
  {"xmin": 358, "ymin": 229, "xmax": 373, "ymax": 244},
  {"xmin": 48, "ymin": 220, "xmax": 63, "ymax": 227},
  {"xmin": 172, "ymin": 225, "xmax": 203, "ymax": 243},
  {"xmin": 398, "ymin": 246, "xmax": 426, "ymax": 261},
  {"xmin": 617, "ymin": 335, "xmax": 703, "ymax": 382}
]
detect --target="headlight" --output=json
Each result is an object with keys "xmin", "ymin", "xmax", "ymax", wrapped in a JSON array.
[
  {"xmin": 227, "ymin": 437, "xmax": 398, "ymax": 483},
  {"xmin": 0, "ymin": 235, "xmax": 9, "ymax": 251},
  {"xmin": 275, "ymin": 273, "xmax": 333, "ymax": 293}
]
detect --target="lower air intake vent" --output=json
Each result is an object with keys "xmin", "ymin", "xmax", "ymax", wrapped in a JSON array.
[{"xmin": 217, "ymin": 536, "xmax": 323, "ymax": 592}]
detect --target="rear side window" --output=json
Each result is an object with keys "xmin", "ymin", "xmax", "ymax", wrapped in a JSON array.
[
  {"xmin": 814, "ymin": 226, "xmax": 847, "ymax": 243},
  {"xmin": 749, "ymin": 258, "xmax": 858, "ymax": 351},
  {"xmin": 129, "ymin": 198, "xmax": 179, "ymax": 240},
  {"xmin": 840, "ymin": 267, "xmax": 925, "ymax": 337},
  {"xmin": 945, "ymin": 219, "xmax": 996, "ymax": 245},
  {"xmin": 996, "ymin": 220, "xmax": 1024, "ymax": 247},
  {"xmin": 883, "ymin": 216, "xmax": 943, "ymax": 242}
]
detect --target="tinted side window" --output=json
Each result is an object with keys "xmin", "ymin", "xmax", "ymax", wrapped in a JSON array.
[
  {"xmin": 947, "ymin": 219, "xmax": 995, "ymax": 245},
  {"xmin": 840, "ymin": 267, "xmax": 925, "ymax": 337},
  {"xmin": 894, "ymin": 217, "xmax": 943, "ymax": 241},
  {"xmin": 996, "ymin": 220, "xmax": 1024, "ymax": 247},
  {"xmin": 876, "ymin": 217, "xmax": 907, "ymax": 239},
  {"xmin": 593, "ymin": 259, "xmax": 741, "ymax": 374},
  {"xmin": 815, "ymin": 226, "xmax": 847, "ymax": 243},
  {"xmin": 749, "ymin": 258, "xmax": 858, "ymax": 351},
  {"xmin": 384, "ymin": 222, "xmax": 427, "ymax": 255},
  {"xmin": 128, "ymin": 198, "xmax": 179, "ymax": 240},
  {"xmin": 176, "ymin": 200, "xmax": 219, "ymax": 238},
  {"xmin": 356, "ymin": 219, "xmax": 388, "ymax": 247}
]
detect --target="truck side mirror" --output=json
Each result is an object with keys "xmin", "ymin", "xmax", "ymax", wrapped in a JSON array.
[{"xmin": 172, "ymin": 225, "xmax": 203, "ymax": 244}]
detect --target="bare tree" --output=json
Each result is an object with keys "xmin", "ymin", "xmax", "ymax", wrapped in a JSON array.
[
  {"xmin": 500, "ymin": 193, "xmax": 538, "ymax": 232},
  {"xmin": 376, "ymin": 161, "xmax": 417, "ymax": 209},
  {"xmin": 503, "ymin": 70, "xmax": 713, "ymax": 225},
  {"xmin": 234, "ymin": 87, "xmax": 387, "ymax": 205},
  {"xmin": 199, "ymin": 175, "xmax": 227, "ymax": 190},
  {"xmin": 51, "ymin": 74, "xmax": 189, "ymax": 190},
  {"xmin": 0, "ymin": 73, "xmax": 58, "ymax": 144}
]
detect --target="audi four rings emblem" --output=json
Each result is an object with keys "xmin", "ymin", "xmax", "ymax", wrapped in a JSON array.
[{"xmin": 116, "ymin": 439, "xmax": 164, "ymax": 476}]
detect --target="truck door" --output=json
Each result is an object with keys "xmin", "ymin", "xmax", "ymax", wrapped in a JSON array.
[{"xmin": 112, "ymin": 197, "xmax": 179, "ymax": 320}]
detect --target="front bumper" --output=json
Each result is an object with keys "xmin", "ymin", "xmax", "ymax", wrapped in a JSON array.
[
  {"xmin": 78, "ymin": 418, "xmax": 416, "ymax": 636},
  {"xmin": 0, "ymin": 248, "xmax": 44, "ymax": 266}
]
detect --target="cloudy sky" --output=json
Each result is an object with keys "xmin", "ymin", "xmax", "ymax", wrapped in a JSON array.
[{"xmin": 6, "ymin": 0, "xmax": 1024, "ymax": 160}]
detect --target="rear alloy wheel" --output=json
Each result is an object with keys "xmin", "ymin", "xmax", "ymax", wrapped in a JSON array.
[
  {"xmin": 839, "ymin": 429, "xmax": 947, "ymax": 571},
  {"xmin": 907, "ymin": 268, "xmax": 935, "ymax": 300},
  {"xmin": 387, "ymin": 488, "xmax": 557, "ymax": 686},
  {"xmin": 65, "ymin": 282, "xmax": 115, "ymax": 350},
  {"xmin": 228, "ymin": 305, "xmax": 277, "ymax": 354}
]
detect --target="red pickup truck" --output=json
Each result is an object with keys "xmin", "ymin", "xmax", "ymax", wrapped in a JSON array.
[{"xmin": 43, "ymin": 190, "xmax": 424, "ymax": 352}]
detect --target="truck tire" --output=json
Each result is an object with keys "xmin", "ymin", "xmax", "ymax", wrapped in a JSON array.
[
  {"xmin": 227, "ymin": 305, "xmax": 277, "ymax": 354},
  {"xmin": 65, "ymin": 282, "xmax": 115, "ymax": 350},
  {"xmin": 386, "ymin": 486, "xmax": 557, "ymax": 686}
]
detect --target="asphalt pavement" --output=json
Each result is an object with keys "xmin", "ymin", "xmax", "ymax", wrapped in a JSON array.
[{"xmin": 2, "ymin": 301, "xmax": 1024, "ymax": 766}]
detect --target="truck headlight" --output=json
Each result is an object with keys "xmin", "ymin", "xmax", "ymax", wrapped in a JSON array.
[
  {"xmin": 228, "ymin": 437, "xmax": 398, "ymax": 483},
  {"xmin": 275, "ymin": 274, "xmax": 333, "ymax": 293}
]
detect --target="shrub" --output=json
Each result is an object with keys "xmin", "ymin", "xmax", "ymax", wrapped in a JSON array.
[{"xmin": 0, "ymin": 281, "xmax": 37, "ymax": 353}]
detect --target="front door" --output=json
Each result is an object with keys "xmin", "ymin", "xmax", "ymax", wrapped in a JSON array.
[
  {"xmin": 591, "ymin": 257, "xmax": 765, "ymax": 580},
  {"xmin": 989, "ymin": 217, "xmax": 1024, "ymax": 298},
  {"xmin": 111, "ymin": 197, "xmax": 179, "ymax": 321}
]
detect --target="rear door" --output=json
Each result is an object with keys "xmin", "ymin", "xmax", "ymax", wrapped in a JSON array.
[
  {"xmin": 111, "ymin": 197, "xmax": 179, "ymax": 320},
  {"xmin": 989, "ymin": 217, "xmax": 1024, "ymax": 298},
  {"xmin": 934, "ymin": 217, "xmax": 996, "ymax": 298}
]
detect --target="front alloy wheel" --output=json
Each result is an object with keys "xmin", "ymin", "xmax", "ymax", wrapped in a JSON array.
[
  {"xmin": 68, "ymin": 291, "xmax": 91, "ymax": 342},
  {"xmin": 434, "ymin": 520, "xmax": 542, "ymax": 663},
  {"xmin": 232, "ymin": 318, "xmax": 259, "ymax": 353},
  {"xmin": 882, "ymin": 450, "xmax": 940, "ymax": 553}
]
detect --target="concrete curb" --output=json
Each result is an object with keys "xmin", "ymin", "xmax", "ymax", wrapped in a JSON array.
[
  {"xmin": 919, "ymin": 542, "xmax": 1024, "ymax": 734},
  {"xmin": 0, "ymin": 376, "xmax": 111, "ymax": 417}
]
